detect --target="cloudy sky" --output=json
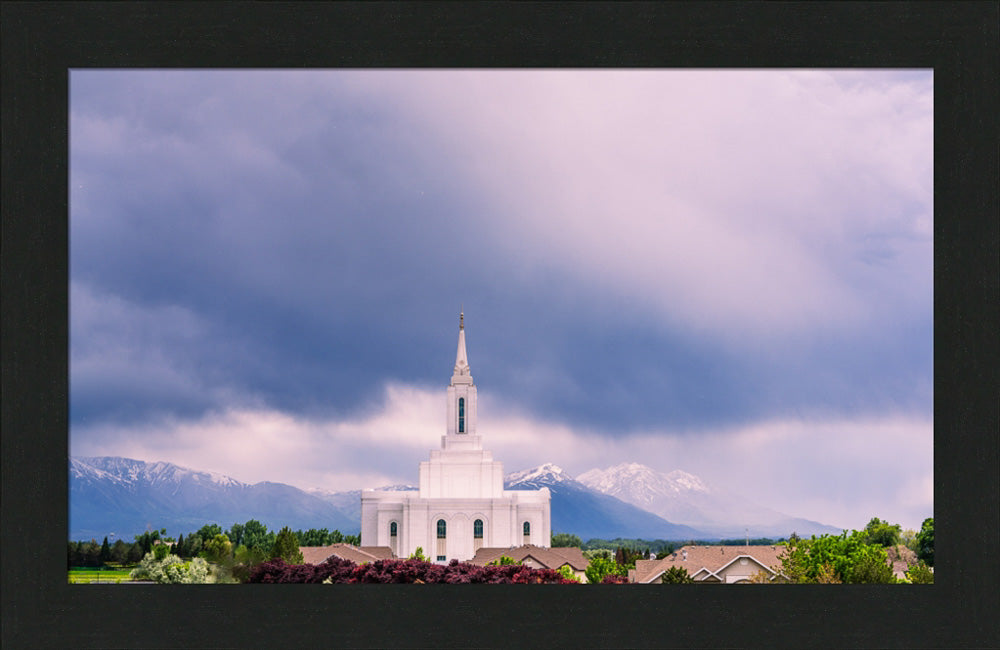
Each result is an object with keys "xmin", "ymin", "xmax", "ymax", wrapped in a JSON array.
[{"xmin": 69, "ymin": 69, "xmax": 933, "ymax": 532}]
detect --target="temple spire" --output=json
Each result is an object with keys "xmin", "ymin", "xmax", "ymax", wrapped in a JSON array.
[{"xmin": 452, "ymin": 310, "xmax": 471, "ymax": 382}]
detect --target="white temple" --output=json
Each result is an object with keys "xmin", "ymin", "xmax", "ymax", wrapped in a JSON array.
[{"xmin": 360, "ymin": 312, "xmax": 551, "ymax": 562}]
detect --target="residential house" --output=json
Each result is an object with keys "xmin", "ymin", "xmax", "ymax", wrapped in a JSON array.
[
  {"xmin": 630, "ymin": 545, "xmax": 786, "ymax": 583},
  {"xmin": 299, "ymin": 543, "xmax": 394, "ymax": 566},
  {"xmin": 470, "ymin": 545, "xmax": 589, "ymax": 582}
]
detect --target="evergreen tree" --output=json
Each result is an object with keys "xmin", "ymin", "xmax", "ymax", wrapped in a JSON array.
[
  {"xmin": 110, "ymin": 539, "xmax": 129, "ymax": 564},
  {"xmin": 100, "ymin": 537, "xmax": 111, "ymax": 564},
  {"xmin": 661, "ymin": 566, "xmax": 694, "ymax": 583},
  {"xmin": 270, "ymin": 526, "xmax": 304, "ymax": 564}
]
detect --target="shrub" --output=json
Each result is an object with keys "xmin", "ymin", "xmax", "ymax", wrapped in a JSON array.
[
  {"xmin": 600, "ymin": 573, "xmax": 630, "ymax": 584},
  {"xmin": 906, "ymin": 562, "xmax": 934, "ymax": 584},
  {"xmin": 130, "ymin": 552, "xmax": 211, "ymax": 584},
  {"xmin": 247, "ymin": 556, "xmax": 578, "ymax": 584}
]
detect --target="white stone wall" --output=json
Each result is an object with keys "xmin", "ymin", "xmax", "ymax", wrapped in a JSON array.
[{"xmin": 361, "ymin": 490, "xmax": 552, "ymax": 562}]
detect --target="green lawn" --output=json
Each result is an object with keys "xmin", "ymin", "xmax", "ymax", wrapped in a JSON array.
[{"xmin": 68, "ymin": 567, "xmax": 136, "ymax": 584}]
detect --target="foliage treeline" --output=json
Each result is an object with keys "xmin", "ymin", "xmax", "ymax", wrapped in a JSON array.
[
  {"xmin": 760, "ymin": 517, "xmax": 934, "ymax": 584},
  {"xmin": 69, "ymin": 519, "xmax": 360, "ymax": 571}
]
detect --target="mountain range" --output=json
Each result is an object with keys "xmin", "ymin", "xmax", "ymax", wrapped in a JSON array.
[
  {"xmin": 70, "ymin": 456, "xmax": 840, "ymax": 542},
  {"xmin": 503, "ymin": 463, "xmax": 706, "ymax": 541},
  {"xmin": 577, "ymin": 462, "xmax": 843, "ymax": 539},
  {"xmin": 70, "ymin": 456, "xmax": 356, "ymax": 541}
]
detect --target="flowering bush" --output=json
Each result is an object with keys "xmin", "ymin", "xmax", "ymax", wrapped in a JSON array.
[
  {"xmin": 599, "ymin": 573, "xmax": 630, "ymax": 584},
  {"xmin": 130, "ymin": 552, "xmax": 211, "ymax": 583},
  {"xmin": 247, "ymin": 556, "xmax": 580, "ymax": 584}
]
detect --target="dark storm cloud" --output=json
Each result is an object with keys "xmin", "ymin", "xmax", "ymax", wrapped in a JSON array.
[{"xmin": 70, "ymin": 70, "xmax": 933, "ymax": 439}]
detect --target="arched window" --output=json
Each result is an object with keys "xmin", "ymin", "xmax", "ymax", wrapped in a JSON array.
[
  {"xmin": 390, "ymin": 522, "xmax": 397, "ymax": 537},
  {"xmin": 458, "ymin": 398, "xmax": 465, "ymax": 433},
  {"xmin": 436, "ymin": 519, "xmax": 447, "ymax": 562},
  {"xmin": 474, "ymin": 519, "xmax": 484, "ymax": 539},
  {"xmin": 389, "ymin": 521, "xmax": 398, "ymax": 556},
  {"xmin": 523, "ymin": 521, "xmax": 531, "ymax": 536}
]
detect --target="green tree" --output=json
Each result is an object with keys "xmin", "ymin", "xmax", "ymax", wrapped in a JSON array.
[
  {"xmin": 234, "ymin": 544, "xmax": 267, "ymax": 564},
  {"xmin": 487, "ymin": 556, "xmax": 520, "ymax": 566},
  {"xmin": 110, "ymin": 539, "xmax": 130, "ymax": 565},
  {"xmin": 196, "ymin": 523, "xmax": 223, "ymax": 541},
  {"xmin": 862, "ymin": 517, "xmax": 902, "ymax": 547},
  {"xmin": 126, "ymin": 541, "xmax": 145, "ymax": 564},
  {"xmin": 551, "ymin": 533, "xmax": 583, "ymax": 548},
  {"xmin": 184, "ymin": 534, "xmax": 203, "ymax": 558},
  {"xmin": 134, "ymin": 529, "xmax": 161, "ymax": 556},
  {"xmin": 614, "ymin": 547, "xmax": 643, "ymax": 570},
  {"xmin": 409, "ymin": 547, "xmax": 428, "ymax": 561},
  {"xmin": 99, "ymin": 537, "xmax": 111, "ymax": 564},
  {"xmin": 556, "ymin": 565, "xmax": 580, "ymax": 583},
  {"xmin": 202, "ymin": 534, "xmax": 233, "ymax": 564},
  {"xmin": 270, "ymin": 526, "xmax": 304, "ymax": 564},
  {"xmin": 584, "ymin": 549, "xmax": 612, "ymax": 559},
  {"xmin": 849, "ymin": 545, "xmax": 896, "ymax": 584},
  {"xmin": 585, "ymin": 556, "xmax": 624, "ymax": 584},
  {"xmin": 242, "ymin": 519, "xmax": 273, "ymax": 550},
  {"xmin": 660, "ymin": 566, "xmax": 694, "ymax": 583},
  {"xmin": 906, "ymin": 561, "xmax": 934, "ymax": 584},
  {"xmin": 916, "ymin": 517, "xmax": 934, "ymax": 567},
  {"xmin": 227, "ymin": 522, "xmax": 245, "ymax": 549},
  {"xmin": 899, "ymin": 528, "xmax": 918, "ymax": 552},
  {"xmin": 777, "ymin": 531, "xmax": 897, "ymax": 583}
]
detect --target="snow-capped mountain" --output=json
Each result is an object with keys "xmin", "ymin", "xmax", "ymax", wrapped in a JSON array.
[
  {"xmin": 70, "ymin": 457, "xmax": 358, "ymax": 541},
  {"xmin": 577, "ymin": 462, "xmax": 842, "ymax": 538},
  {"xmin": 504, "ymin": 464, "xmax": 709, "ymax": 541},
  {"xmin": 578, "ymin": 463, "xmax": 709, "ymax": 505},
  {"xmin": 505, "ymin": 463, "xmax": 575, "ymax": 487}
]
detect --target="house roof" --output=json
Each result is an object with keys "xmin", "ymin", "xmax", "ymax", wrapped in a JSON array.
[
  {"xmin": 299, "ymin": 544, "xmax": 394, "ymax": 566},
  {"xmin": 885, "ymin": 544, "xmax": 919, "ymax": 579},
  {"xmin": 468, "ymin": 545, "xmax": 588, "ymax": 571},
  {"xmin": 633, "ymin": 545, "xmax": 787, "ymax": 583}
]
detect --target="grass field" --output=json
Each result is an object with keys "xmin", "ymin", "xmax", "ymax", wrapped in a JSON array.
[{"xmin": 68, "ymin": 567, "xmax": 136, "ymax": 584}]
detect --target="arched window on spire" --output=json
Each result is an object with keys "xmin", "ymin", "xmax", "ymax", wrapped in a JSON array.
[
  {"xmin": 458, "ymin": 397, "xmax": 465, "ymax": 433},
  {"xmin": 522, "ymin": 521, "xmax": 531, "ymax": 545},
  {"xmin": 389, "ymin": 521, "xmax": 398, "ymax": 556}
]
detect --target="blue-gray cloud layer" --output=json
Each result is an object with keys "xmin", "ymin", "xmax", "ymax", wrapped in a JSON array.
[{"xmin": 70, "ymin": 70, "xmax": 932, "ymax": 438}]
